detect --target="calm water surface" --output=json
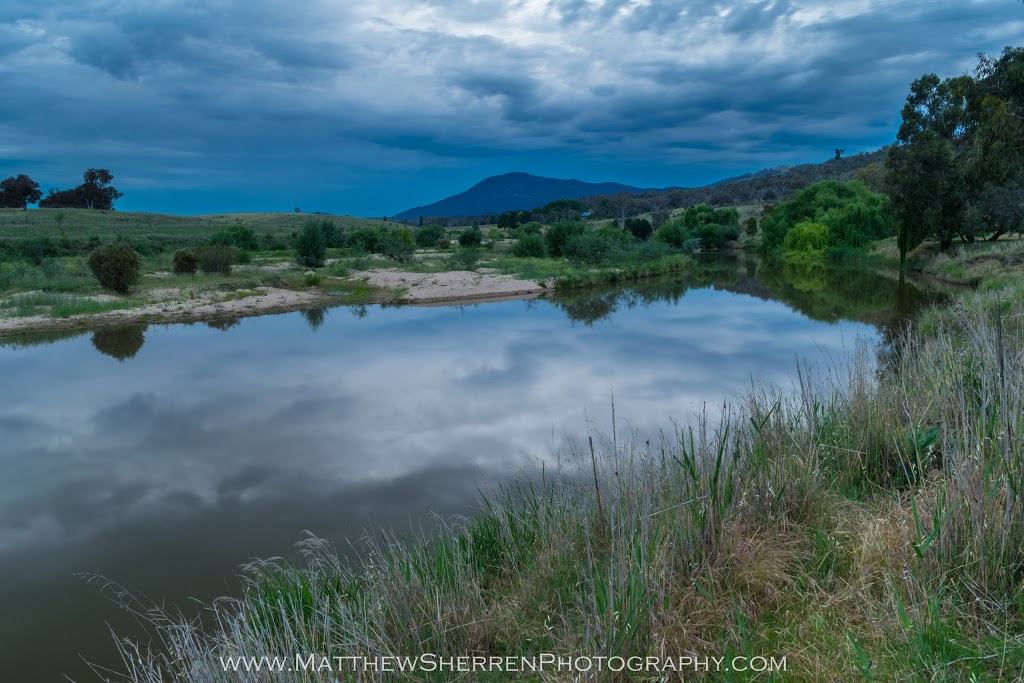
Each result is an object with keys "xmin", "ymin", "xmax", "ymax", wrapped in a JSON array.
[{"xmin": 0, "ymin": 256, "xmax": 945, "ymax": 681}]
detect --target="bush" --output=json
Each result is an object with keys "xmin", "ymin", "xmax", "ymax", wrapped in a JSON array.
[
  {"xmin": 88, "ymin": 243, "xmax": 142, "ymax": 293},
  {"xmin": 415, "ymin": 225, "xmax": 446, "ymax": 247},
  {"xmin": 544, "ymin": 220, "xmax": 586, "ymax": 257},
  {"xmin": 348, "ymin": 227, "xmax": 382, "ymax": 253},
  {"xmin": 655, "ymin": 219, "xmax": 689, "ymax": 248},
  {"xmin": 458, "ymin": 227, "xmax": 483, "ymax": 247},
  {"xmin": 563, "ymin": 232, "xmax": 621, "ymax": 266},
  {"xmin": 745, "ymin": 217, "xmax": 758, "ymax": 236},
  {"xmin": 512, "ymin": 233, "xmax": 547, "ymax": 258},
  {"xmin": 519, "ymin": 221, "xmax": 543, "ymax": 235},
  {"xmin": 378, "ymin": 233, "xmax": 416, "ymax": 262},
  {"xmin": 449, "ymin": 247, "xmax": 479, "ymax": 270},
  {"xmin": 210, "ymin": 224, "xmax": 259, "ymax": 251},
  {"xmin": 784, "ymin": 221, "xmax": 831, "ymax": 254},
  {"xmin": 196, "ymin": 244, "xmax": 236, "ymax": 274},
  {"xmin": 172, "ymin": 249, "xmax": 198, "ymax": 275},
  {"xmin": 624, "ymin": 217, "xmax": 653, "ymax": 240},
  {"xmin": 304, "ymin": 273, "xmax": 322, "ymax": 287},
  {"xmin": 437, "ymin": 239, "xmax": 451, "ymax": 250},
  {"xmin": 295, "ymin": 220, "xmax": 328, "ymax": 268}
]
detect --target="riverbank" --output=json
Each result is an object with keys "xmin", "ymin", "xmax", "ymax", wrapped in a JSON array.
[{"xmin": 89, "ymin": 260, "xmax": 1024, "ymax": 680}]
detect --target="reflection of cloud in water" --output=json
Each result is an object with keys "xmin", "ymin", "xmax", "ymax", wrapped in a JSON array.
[{"xmin": 0, "ymin": 286, "xmax": 877, "ymax": 560}]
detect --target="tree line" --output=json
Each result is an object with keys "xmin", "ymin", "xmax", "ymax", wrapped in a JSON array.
[{"xmin": 0, "ymin": 168, "xmax": 122, "ymax": 210}]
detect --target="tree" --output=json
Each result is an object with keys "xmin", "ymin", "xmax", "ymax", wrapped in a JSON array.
[
  {"xmin": 834, "ymin": 149, "xmax": 845, "ymax": 160},
  {"xmin": 0, "ymin": 174, "xmax": 42, "ymax": 209},
  {"xmin": 294, "ymin": 220, "xmax": 328, "ymax": 267},
  {"xmin": 38, "ymin": 168, "xmax": 123, "ymax": 210}
]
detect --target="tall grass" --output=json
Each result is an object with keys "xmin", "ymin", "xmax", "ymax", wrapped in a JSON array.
[{"xmin": 90, "ymin": 284, "xmax": 1024, "ymax": 682}]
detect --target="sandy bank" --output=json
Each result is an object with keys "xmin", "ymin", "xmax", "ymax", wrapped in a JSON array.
[{"xmin": 351, "ymin": 268, "xmax": 551, "ymax": 303}]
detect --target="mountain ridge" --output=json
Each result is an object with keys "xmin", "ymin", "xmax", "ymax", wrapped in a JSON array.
[{"xmin": 392, "ymin": 172, "xmax": 651, "ymax": 220}]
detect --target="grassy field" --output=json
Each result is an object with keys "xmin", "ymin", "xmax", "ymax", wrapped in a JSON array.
[
  {"xmin": 0, "ymin": 207, "xmax": 406, "ymax": 243},
  {"xmin": 85, "ymin": 255, "xmax": 1024, "ymax": 682}
]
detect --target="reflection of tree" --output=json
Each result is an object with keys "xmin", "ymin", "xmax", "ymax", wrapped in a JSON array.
[
  {"xmin": 302, "ymin": 307, "xmax": 328, "ymax": 331},
  {"xmin": 206, "ymin": 317, "xmax": 241, "ymax": 331},
  {"xmin": 91, "ymin": 324, "xmax": 147, "ymax": 361},
  {"xmin": 547, "ymin": 254, "xmax": 947, "ymax": 332},
  {"xmin": 350, "ymin": 305, "xmax": 368, "ymax": 319},
  {"xmin": 783, "ymin": 259, "xmax": 828, "ymax": 292}
]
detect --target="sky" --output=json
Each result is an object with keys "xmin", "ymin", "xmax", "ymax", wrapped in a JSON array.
[{"xmin": 0, "ymin": 0, "xmax": 1021, "ymax": 217}]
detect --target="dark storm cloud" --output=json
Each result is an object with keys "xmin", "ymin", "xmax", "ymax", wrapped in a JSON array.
[{"xmin": 0, "ymin": 0, "xmax": 1018, "ymax": 214}]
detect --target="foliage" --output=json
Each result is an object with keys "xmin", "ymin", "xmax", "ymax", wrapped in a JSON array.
[
  {"xmin": 415, "ymin": 224, "xmax": 446, "ymax": 247},
  {"xmin": 0, "ymin": 174, "xmax": 42, "ymax": 208},
  {"xmin": 563, "ymin": 231, "xmax": 621, "ymax": 265},
  {"xmin": 436, "ymin": 239, "xmax": 451, "ymax": 250},
  {"xmin": 886, "ymin": 47, "xmax": 1024, "ymax": 259},
  {"xmin": 87, "ymin": 243, "xmax": 142, "ymax": 293},
  {"xmin": 348, "ymin": 227, "xmax": 382, "ymax": 253},
  {"xmin": 448, "ymin": 247, "xmax": 479, "ymax": 270},
  {"xmin": 784, "ymin": 221, "xmax": 831, "ymax": 254},
  {"xmin": 624, "ymin": 217, "xmax": 653, "ymax": 240},
  {"xmin": 761, "ymin": 180, "xmax": 892, "ymax": 254},
  {"xmin": 519, "ymin": 221, "xmax": 543, "ymax": 235},
  {"xmin": 210, "ymin": 224, "xmax": 260, "ymax": 251},
  {"xmin": 196, "ymin": 244, "xmax": 236, "ymax": 274},
  {"xmin": 745, "ymin": 216, "xmax": 758, "ymax": 236},
  {"xmin": 458, "ymin": 227, "xmax": 483, "ymax": 247},
  {"xmin": 172, "ymin": 248, "xmax": 199, "ymax": 275},
  {"xmin": 294, "ymin": 220, "xmax": 328, "ymax": 268},
  {"xmin": 512, "ymin": 233, "xmax": 547, "ymax": 258},
  {"xmin": 39, "ymin": 168, "xmax": 123, "ymax": 210},
  {"xmin": 378, "ymin": 232, "xmax": 416, "ymax": 262},
  {"xmin": 544, "ymin": 219, "xmax": 586, "ymax": 257}
]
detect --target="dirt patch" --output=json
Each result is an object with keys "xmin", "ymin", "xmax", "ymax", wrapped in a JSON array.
[{"xmin": 351, "ymin": 268, "xmax": 550, "ymax": 302}]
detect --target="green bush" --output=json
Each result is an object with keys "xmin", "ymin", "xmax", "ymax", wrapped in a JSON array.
[
  {"xmin": 348, "ymin": 227, "xmax": 382, "ymax": 253},
  {"xmin": 624, "ymin": 217, "xmax": 653, "ymax": 240},
  {"xmin": 449, "ymin": 247, "xmax": 480, "ymax": 270},
  {"xmin": 415, "ymin": 225, "xmax": 446, "ymax": 247},
  {"xmin": 378, "ymin": 233, "xmax": 415, "ymax": 262},
  {"xmin": 784, "ymin": 221, "xmax": 830, "ymax": 253},
  {"xmin": 655, "ymin": 219, "xmax": 689, "ymax": 248},
  {"xmin": 437, "ymin": 239, "xmax": 451, "ymax": 250},
  {"xmin": 304, "ymin": 273, "xmax": 322, "ymax": 287},
  {"xmin": 563, "ymin": 232, "xmax": 621, "ymax": 265},
  {"xmin": 761, "ymin": 180, "xmax": 891, "ymax": 253},
  {"xmin": 210, "ymin": 224, "xmax": 260, "ymax": 251},
  {"xmin": 519, "ymin": 221, "xmax": 543, "ymax": 235},
  {"xmin": 88, "ymin": 243, "xmax": 142, "ymax": 293},
  {"xmin": 295, "ymin": 220, "xmax": 328, "ymax": 268},
  {"xmin": 172, "ymin": 249, "xmax": 198, "ymax": 275},
  {"xmin": 745, "ymin": 217, "xmax": 758, "ymax": 236},
  {"xmin": 512, "ymin": 233, "xmax": 547, "ymax": 258},
  {"xmin": 544, "ymin": 219, "xmax": 586, "ymax": 257},
  {"xmin": 196, "ymin": 244, "xmax": 236, "ymax": 274},
  {"xmin": 458, "ymin": 227, "xmax": 483, "ymax": 247}
]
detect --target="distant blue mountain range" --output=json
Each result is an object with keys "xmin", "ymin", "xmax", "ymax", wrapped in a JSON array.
[{"xmin": 392, "ymin": 172, "xmax": 651, "ymax": 220}]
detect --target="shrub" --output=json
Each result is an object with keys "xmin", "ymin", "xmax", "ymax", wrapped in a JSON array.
[
  {"xmin": 563, "ymin": 232, "xmax": 620, "ymax": 265},
  {"xmin": 88, "ymin": 243, "xmax": 142, "ymax": 293},
  {"xmin": 437, "ymin": 239, "xmax": 451, "ymax": 250},
  {"xmin": 348, "ymin": 227, "xmax": 382, "ymax": 253},
  {"xmin": 196, "ymin": 244, "xmax": 236, "ymax": 274},
  {"xmin": 378, "ymin": 233, "xmax": 416, "ymax": 262},
  {"xmin": 784, "ymin": 221, "xmax": 831, "ymax": 254},
  {"xmin": 304, "ymin": 273, "xmax": 322, "ymax": 287},
  {"xmin": 745, "ymin": 217, "xmax": 758, "ymax": 236},
  {"xmin": 210, "ymin": 224, "xmax": 260, "ymax": 251},
  {"xmin": 262, "ymin": 232, "xmax": 288, "ymax": 251},
  {"xmin": 624, "ymin": 217, "xmax": 653, "ymax": 240},
  {"xmin": 512, "ymin": 233, "xmax": 547, "ymax": 258},
  {"xmin": 172, "ymin": 249, "xmax": 199, "ymax": 275},
  {"xmin": 295, "ymin": 220, "xmax": 328, "ymax": 268},
  {"xmin": 544, "ymin": 220, "xmax": 586, "ymax": 257},
  {"xmin": 415, "ymin": 225, "xmax": 446, "ymax": 247},
  {"xmin": 449, "ymin": 247, "xmax": 479, "ymax": 270},
  {"xmin": 458, "ymin": 227, "xmax": 483, "ymax": 247},
  {"xmin": 519, "ymin": 221, "xmax": 543, "ymax": 235},
  {"xmin": 655, "ymin": 219, "xmax": 689, "ymax": 248}
]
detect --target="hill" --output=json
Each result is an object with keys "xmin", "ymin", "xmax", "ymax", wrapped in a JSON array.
[{"xmin": 392, "ymin": 172, "xmax": 649, "ymax": 220}]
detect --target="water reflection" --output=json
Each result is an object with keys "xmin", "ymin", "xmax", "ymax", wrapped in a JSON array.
[
  {"xmin": 91, "ymin": 324, "xmax": 147, "ymax": 361},
  {"xmin": 0, "ymin": 255, "xmax": 951, "ymax": 682}
]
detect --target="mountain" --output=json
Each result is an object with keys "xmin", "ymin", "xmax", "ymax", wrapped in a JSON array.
[{"xmin": 392, "ymin": 172, "xmax": 648, "ymax": 220}]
